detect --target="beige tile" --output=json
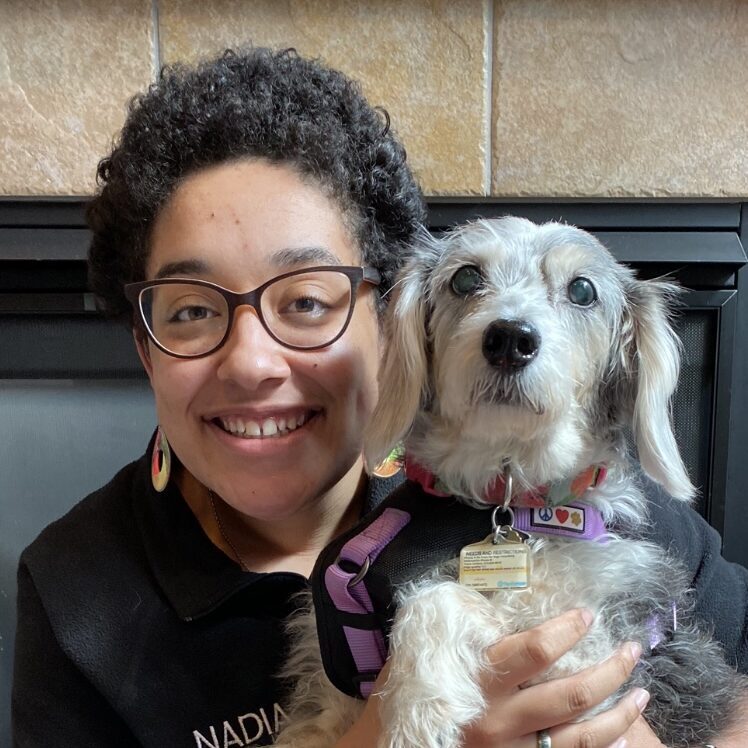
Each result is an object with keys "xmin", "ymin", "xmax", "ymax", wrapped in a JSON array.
[
  {"xmin": 492, "ymin": 0, "xmax": 748, "ymax": 197},
  {"xmin": 159, "ymin": 0, "xmax": 489, "ymax": 195},
  {"xmin": 0, "ymin": 0, "xmax": 154, "ymax": 196}
]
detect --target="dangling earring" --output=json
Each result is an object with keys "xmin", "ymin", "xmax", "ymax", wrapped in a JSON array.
[
  {"xmin": 151, "ymin": 426, "xmax": 171, "ymax": 492},
  {"xmin": 371, "ymin": 444, "xmax": 405, "ymax": 479}
]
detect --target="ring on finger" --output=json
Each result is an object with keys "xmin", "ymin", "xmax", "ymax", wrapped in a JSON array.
[{"xmin": 536, "ymin": 728, "xmax": 552, "ymax": 748}]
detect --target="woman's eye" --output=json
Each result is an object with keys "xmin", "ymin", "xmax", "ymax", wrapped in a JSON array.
[
  {"xmin": 292, "ymin": 297, "xmax": 322, "ymax": 313},
  {"xmin": 567, "ymin": 277, "xmax": 597, "ymax": 306},
  {"xmin": 451, "ymin": 265, "xmax": 483, "ymax": 296},
  {"xmin": 171, "ymin": 305, "xmax": 217, "ymax": 322},
  {"xmin": 283, "ymin": 296, "xmax": 329, "ymax": 316}
]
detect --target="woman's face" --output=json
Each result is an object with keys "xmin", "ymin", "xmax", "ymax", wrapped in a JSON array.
[{"xmin": 137, "ymin": 159, "xmax": 381, "ymax": 520}]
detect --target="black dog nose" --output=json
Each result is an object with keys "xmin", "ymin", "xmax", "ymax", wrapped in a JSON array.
[{"xmin": 482, "ymin": 320, "xmax": 541, "ymax": 369}]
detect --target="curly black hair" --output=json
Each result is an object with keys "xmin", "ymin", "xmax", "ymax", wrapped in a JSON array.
[{"xmin": 87, "ymin": 46, "xmax": 426, "ymax": 321}]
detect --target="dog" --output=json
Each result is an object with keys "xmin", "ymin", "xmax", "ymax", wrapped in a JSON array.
[{"xmin": 276, "ymin": 217, "xmax": 745, "ymax": 748}]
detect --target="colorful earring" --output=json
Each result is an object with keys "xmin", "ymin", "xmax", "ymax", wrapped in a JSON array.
[
  {"xmin": 371, "ymin": 444, "xmax": 405, "ymax": 479},
  {"xmin": 151, "ymin": 426, "xmax": 171, "ymax": 492}
]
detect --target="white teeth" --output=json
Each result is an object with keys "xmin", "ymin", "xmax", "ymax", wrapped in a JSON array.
[
  {"xmin": 262, "ymin": 418, "xmax": 278, "ymax": 437},
  {"xmin": 219, "ymin": 413, "xmax": 312, "ymax": 438}
]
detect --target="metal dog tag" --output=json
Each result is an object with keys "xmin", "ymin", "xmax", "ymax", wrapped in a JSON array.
[{"xmin": 459, "ymin": 532, "xmax": 530, "ymax": 591}]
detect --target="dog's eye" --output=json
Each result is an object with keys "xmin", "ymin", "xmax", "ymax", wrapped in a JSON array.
[
  {"xmin": 567, "ymin": 277, "xmax": 597, "ymax": 306},
  {"xmin": 451, "ymin": 266, "xmax": 483, "ymax": 296}
]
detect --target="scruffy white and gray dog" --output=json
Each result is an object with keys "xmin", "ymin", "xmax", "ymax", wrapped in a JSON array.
[{"xmin": 277, "ymin": 218, "xmax": 744, "ymax": 748}]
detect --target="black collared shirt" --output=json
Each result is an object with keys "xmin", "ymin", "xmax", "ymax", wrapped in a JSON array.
[
  {"xmin": 12, "ymin": 448, "xmax": 396, "ymax": 747},
  {"xmin": 12, "ymin": 447, "xmax": 748, "ymax": 746}
]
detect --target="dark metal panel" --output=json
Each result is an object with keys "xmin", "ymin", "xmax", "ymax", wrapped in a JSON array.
[
  {"xmin": 628, "ymin": 266, "xmax": 736, "ymax": 289},
  {"xmin": 0, "ymin": 260, "xmax": 89, "ymax": 292},
  {"xmin": 0, "ymin": 198, "xmax": 87, "ymax": 227},
  {"xmin": 0, "ymin": 197, "xmax": 744, "ymax": 231},
  {"xmin": 0, "ymin": 315, "xmax": 144, "ymax": 379},
  {"xmin": 721, "ymin": 208, "xmax": 748, "ymax": 568},
  {"xmin": 684, "ymin": 291, "xmax": 738, "ymax": 538},
  {"xmin": 594, "ymin": 232, "xmax": 746, "ymax": 266},
  {"xmin": 0, "ymin": 293, "xmax": 96, "ymax": 313},
  {"xmin": 0, "ymin": 228, "xmax": 89, "ymax": 260},
  {"xmin": 427, "ymin": 200, "xmax": 742, "ymax": 231}
]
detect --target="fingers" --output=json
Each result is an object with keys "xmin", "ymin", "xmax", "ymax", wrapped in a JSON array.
[
  {"xmin": 547, "ymin": 686, "xmax": 651, "ymax": 748},
  {"xmin": 501, "ymin": 641, "xmax": 643, "ymax": 734},
  {"xmin": 483, "ymin": 608, "xmax": 595, "ymax": 691},
  {"xmin": 464, "ymin": 679, "xmax": 650, "ymax": 748}
]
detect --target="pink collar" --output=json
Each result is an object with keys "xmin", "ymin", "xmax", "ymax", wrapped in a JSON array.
[{"xmin": 404, "ymin": 457, "xmax": 607, "ymax": 509}]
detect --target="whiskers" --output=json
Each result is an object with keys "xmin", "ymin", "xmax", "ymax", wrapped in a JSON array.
[{"xmin": 469, "ymin": 375, "xmax": 546, "ymax": 415}]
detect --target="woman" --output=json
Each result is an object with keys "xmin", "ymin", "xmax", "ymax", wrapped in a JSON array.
[{"xmin": 12, "ymin": 47, "xmax": 748, "ymax": 748}]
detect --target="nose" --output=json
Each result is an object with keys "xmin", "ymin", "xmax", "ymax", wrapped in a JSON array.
[
  {"xmin": 482, "ymin": 319, "xmax": 541, "ymax": 369},
  {"xmin": 216, "ymin": 308, "xmax": 291, "ymax": 388}
]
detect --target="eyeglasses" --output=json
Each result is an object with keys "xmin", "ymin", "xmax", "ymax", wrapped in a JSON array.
[{"xmin": 124, "ymin": 266, "xmax": 381, "ymax": 359}]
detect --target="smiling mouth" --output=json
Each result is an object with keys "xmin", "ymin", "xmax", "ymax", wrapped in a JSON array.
[{"xmin": 213, "ymin": 410, "xmax": 320, "ymax": 439}]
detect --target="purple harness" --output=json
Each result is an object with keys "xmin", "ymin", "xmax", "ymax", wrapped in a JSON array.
[
  {"xmin": 321, "ymin": 492, "xmax": 608, "ymax": 697},
  {"xmin": 314, "ymin": 469, "xmax": 676, "ymax": 699},
  {"xmin": 324, "ymin": 508, "xmax": 411, "ymax": 698}
]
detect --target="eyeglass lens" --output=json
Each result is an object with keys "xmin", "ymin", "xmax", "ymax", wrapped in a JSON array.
[{"xmin": 139, "ymin": 270, "xmax": 354, "ymax": 355}]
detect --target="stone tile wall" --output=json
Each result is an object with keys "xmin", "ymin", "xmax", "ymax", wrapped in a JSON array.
[
  {"xmin": 0, "ymin": 0, "xmax": 155, "ymax": 196},
  {"xmin": 1, "ymin": 0, "xmax": 746, "ymax": 197}
]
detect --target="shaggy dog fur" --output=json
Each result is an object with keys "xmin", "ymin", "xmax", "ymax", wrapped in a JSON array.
[{"xmin": 276, "ymin": 218, "xmax": 746, "ymax": 748}]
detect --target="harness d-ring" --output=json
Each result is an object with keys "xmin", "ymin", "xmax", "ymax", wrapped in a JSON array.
[{"xmin": 346, "ymin": 555, "xmax": 371, "ymax": 589}]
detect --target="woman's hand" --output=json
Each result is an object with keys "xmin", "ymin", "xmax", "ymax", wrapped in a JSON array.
[
  {"xmin": 337, "ymin": 608, "xmax": 651, "ymax": 748},
  {"xmin": 461, "ymin": 608, "xmax": 650, "ymax": 747}
]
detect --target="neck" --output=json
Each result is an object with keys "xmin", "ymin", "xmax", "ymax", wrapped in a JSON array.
[{"xmin": 178, "ymin": 459, "xmax": 367, "ymax": 577}]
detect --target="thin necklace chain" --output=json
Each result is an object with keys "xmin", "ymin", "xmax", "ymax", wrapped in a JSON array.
[{"xmin": 208, "ymin": 489, "xmax": 249, "ymax": 572}]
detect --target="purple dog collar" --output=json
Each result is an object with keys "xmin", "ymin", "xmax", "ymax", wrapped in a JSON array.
[
  {"xmin": 512, "ymin": 503, "xmax": 608, "ymax": 541},
  {"xmin": 324, "ymin": 507, "xmax": 411, "ymax": 697}
]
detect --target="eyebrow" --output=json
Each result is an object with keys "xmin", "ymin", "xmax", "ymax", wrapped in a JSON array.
[
  {"xmin": 270, "ymin": 246, "xmax": 343, "ymax": 268},
  {"xmin": 155, "ymin": 259, "xmax": 210, "ymax": 280},
  {"xmin": 153, "ymin": 246, "xmax": 343, "ymax": 281}
]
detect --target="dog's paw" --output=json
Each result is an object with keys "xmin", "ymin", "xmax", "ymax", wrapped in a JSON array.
[{"xmin": 378, "ymin": 580, "xmax": 500, "ymax": 748}]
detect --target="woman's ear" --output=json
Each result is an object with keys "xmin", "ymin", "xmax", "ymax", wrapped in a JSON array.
[
  {"xmin": 364, "ymin": 234, "xmax": 441, "ymax": 470},
  {"xmin": 620, "ymin": 279, "xmax": 695, "ymax": 501},
  {"xmin": 133, "ymin": 328, "xmax": 154, "ymax": 382}
]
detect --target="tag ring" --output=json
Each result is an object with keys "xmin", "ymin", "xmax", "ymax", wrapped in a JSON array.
[
  {"xmin": 491, "ymin": 504, "xmax": 515, "ymax": 530},
  {"xmin": 491, "ymin": 505, "xmax": 516, "ymax": 544},
  {"xmin": 502, "ymin": 465, "xmax": 513, "ymax": 510}
]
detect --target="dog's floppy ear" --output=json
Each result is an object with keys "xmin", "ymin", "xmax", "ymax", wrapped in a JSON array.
[
  {"xmin": 619, "ymin": 279, "xmax": 695, "ymax": 500},
  {"xmin": 364, "ymin": 233, "xmax": 440, "ymax": 470}
]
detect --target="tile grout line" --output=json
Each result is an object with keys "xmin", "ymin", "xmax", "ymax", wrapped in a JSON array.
[
  {"xmin": 151, "ymin": 0, "xmax": 162, "ymax": 81},
  {"xmin": 483, "ymin": 0, "xmax": 494, "ymax": 196}
]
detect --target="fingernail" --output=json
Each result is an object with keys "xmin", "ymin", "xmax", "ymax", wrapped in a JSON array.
[
  {"xmin": 610, "ymin": 738, "xmax": 628, "ymax": 748},
  {"xmin": 633, "ymin": 687, "xmax": 650, "ymax": 712},
  {"xmin": 580, "ymin": 608, "xmax": 594, "ymax": 627},
  {"xmin": 628, "ymin": 641, "xmax": 642, "ymax": 661}
]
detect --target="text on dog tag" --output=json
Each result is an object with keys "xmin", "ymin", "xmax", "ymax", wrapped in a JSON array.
[{"xmin": 459, "ymin": 534, "xmax": 530, "ymax": 591}]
